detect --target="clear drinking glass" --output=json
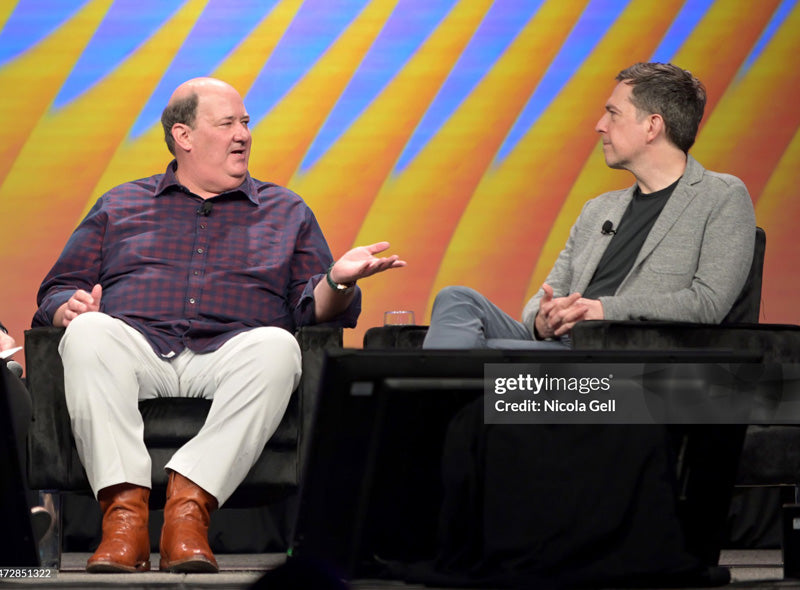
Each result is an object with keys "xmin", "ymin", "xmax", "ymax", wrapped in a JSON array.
[{"xmin": 383, "ymin": 310, "xmax": 415, "ymax": 326}]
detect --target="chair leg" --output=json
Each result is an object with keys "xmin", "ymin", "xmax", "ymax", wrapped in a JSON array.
[{"xmin": 36, "ymin": 491, "xmax": 62, "ymax": 570}]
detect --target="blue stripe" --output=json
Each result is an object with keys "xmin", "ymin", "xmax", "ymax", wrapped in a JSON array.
[
  {"xmin": 246, "ymin": 0, "xmax": 371, "ymax": 126},
  {"xmin": 494, "ymin": 0, "xmax": 629, "ymax": 164},
  {"xmin": 53, "ymin": 0, "xmax": 185, "ymax": 109},
  {"xmin": 0, "ymin": 1, "xmax": 87, "ymax": 66},
  {"xmin": 650, "ymin": 0, "xmax": 714, "ymax": 63},
  {"xmin": 297, "ymin": 0, "xmax": 457, "ymax": 171},
  {"xmin": 394, "ymin": 0, "xmax": 545, "ymax": 172}
]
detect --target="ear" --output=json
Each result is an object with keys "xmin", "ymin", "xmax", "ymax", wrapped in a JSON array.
[
  {"xmin": 645, "ymin": 113, "xmax": 664, "ymax": 143},
  {"xmin": 171, "ymin": 123, "xmax": 192, "ymax": 152}
]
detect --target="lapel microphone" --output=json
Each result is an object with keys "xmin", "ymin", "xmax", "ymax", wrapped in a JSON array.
[{"xmin": 601, "ymin": 220, "xmax": 616, "ymax": 235}]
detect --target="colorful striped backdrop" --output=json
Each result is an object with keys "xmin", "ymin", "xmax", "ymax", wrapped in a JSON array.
[{"xmin": 1, "ymin": 0, "xmax": 798, "ymax": 350}]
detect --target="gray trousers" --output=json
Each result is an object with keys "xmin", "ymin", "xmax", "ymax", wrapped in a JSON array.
[{"xmin": 423, "ymin": 286, "xmax": 570, "ymax": 350}]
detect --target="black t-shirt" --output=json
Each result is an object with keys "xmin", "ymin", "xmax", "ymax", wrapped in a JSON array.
[{"xmin": 582, "ymin": 178, "xmax": 680, "ymax": 300}]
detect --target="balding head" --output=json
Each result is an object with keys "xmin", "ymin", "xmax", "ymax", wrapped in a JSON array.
[
  {"xmin": 160, "ymin": 77, "xmax": 252, "ymax": 198},
  {"xmin": 160, "ymin": 78, "xmax": 241, "ymax": 156}
]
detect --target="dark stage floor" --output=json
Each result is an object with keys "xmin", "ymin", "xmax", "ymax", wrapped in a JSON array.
[{"xmin": 0, "ymin": 550, "xmax": 794, "ymax": 589}]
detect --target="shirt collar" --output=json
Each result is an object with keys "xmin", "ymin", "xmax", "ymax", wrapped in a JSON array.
[{"xmin": 155, "ymin": 160, "xmax": 260, "ymax": 206}]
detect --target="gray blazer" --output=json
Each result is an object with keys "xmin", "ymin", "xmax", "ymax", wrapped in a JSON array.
[{"xmin": 522, "ymin": 156, "xmax": 756, "ymax": 334}]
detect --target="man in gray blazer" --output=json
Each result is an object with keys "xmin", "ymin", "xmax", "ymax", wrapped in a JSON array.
[{"xmin": 424, "ymin": 62, "xmax": 756, "ymax": 349}]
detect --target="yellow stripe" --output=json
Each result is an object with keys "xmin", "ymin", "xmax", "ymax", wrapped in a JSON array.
[
  {"xmin": 249, "ymin": 0, "xmax": 399, "ymax": 187},
  {"xmin": 0, "ymin": 0, "xmax": 113, "ymax": 186},
  {"xmin": 0, "ymin": 0, "xmax": 20, "ymax": 32}
]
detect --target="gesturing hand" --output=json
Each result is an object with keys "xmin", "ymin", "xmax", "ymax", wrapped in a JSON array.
[
  {"xmin": 55, "ymin": 284, "xmax": 103, "ymax": 327},
  {"xmin": 329, "ymin": 242, "xmax": 406, "ymax": 285}
]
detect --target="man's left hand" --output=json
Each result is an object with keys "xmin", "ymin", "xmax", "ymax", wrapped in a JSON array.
[
  {"xmin": 577, "ymin": 298, "xmax": 604, "ymax": 320},
  {"xmin": 329, "ymin": 242, "xmax": 406, "ymax": 285},
  {"xmin": 0, "ymin": 330, "xmax": 16, "ymax": 352}
]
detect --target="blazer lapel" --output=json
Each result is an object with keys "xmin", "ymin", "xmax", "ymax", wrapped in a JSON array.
[
  {"xmin": 574, "ymin": 188, "xmax": 635, "ymax": 293},
  {"xmin": 622, "ymin": 156, "xmax": 704, "ymax": 284}
]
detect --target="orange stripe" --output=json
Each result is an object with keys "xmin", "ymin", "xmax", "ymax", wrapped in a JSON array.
[
  {"xmin": 754, "ymin": 127, "xmax": 800, "ymax": 324},
  {"xmin": 672, "ymin": 0, "xmax": 783, "ymax": 113}
]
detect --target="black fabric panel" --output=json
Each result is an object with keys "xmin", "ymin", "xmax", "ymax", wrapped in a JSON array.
[
  {"xmin": 389, "ymin": 399, "xmax": 725, "ymax": 588},
  {"xmin": 363, "ymin": 325, "xmax": 428, "ymax": 349}
]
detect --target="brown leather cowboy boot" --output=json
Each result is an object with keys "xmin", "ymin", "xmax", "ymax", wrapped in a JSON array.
[
  {"xmin": 86, "ymin": 483, "xmax": 151, "ymax": 573},
  {"xmin": 159, "ymin": 470, "xmax": 219, "ymax": 573}
]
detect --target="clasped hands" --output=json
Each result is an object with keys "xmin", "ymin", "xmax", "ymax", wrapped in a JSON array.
[{"xmin": 534, "ymin": 284, "xmax": 603, "ymax": 339}]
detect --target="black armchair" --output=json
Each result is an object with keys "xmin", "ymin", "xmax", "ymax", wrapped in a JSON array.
[{"xmin": 23, "ymin": 324, "xmax": 341, "ymax": 564}]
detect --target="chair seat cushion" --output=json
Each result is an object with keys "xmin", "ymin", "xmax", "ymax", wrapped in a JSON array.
[{"xmin": 140, "ymin": 397, "xmax": 297, "ymax": 448}]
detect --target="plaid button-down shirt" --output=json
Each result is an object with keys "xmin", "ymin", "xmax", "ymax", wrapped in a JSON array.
[{"xmin": 33, "ymin": 162, "xmax": 360, "ymax": 356}]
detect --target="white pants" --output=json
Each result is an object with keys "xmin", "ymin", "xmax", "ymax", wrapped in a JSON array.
[{"xmin": 58, "ymin": 312, "xmax": 301, "ymax": 506}]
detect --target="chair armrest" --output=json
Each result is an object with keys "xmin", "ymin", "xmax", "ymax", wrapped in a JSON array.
[
  {"xmin": 24, "ymin": 326, "xmax": 72, "ymax": 489},
  {"xmin": 363, "ymin": 325, "xmax": 428, "ymax": 349},
  {"xmin": 295, "ymin": 326, "xmax": 342, "ymax": 469}
]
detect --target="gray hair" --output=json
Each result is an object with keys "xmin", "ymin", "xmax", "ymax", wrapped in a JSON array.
[
  {"xmin": 616, "ymin": 62, "xmax": 706, "ymax": 153},
  {"xmin": 160, "ymin": 92, "xmax": 199, "ymax": 155}
]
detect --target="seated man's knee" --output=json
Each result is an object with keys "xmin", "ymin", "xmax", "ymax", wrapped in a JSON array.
[
  {"xmin": 434, "ymin": 285, "xmax": 481, "ymax": 308},
  {"xmin": 59, "ymin": 312, "xmax": 120, "ymax": 355},
  {"xmin": 242, "ymin": 327, "xmax": 301, "ymax": 376}
]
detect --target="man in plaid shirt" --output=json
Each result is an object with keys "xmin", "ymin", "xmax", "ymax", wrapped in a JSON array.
[{"xmin": 33, "ymin": 77, "xmax": 405, "ymax": 574}]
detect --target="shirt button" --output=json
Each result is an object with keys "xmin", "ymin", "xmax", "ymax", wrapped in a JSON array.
[
  {"xmin": 197, "ymin": 248, "xmax": 204, "ymax": 254},
  {"xmin": 193, "ymin": 270, "xmax": 200, "ymax": 276},
  {"xmin": 200, "ymin": 224, "xmax": 207, "ymax": 229},
  {"xmin": 189, "ymin": 298, "xmax": 196, "ymax": 304}
]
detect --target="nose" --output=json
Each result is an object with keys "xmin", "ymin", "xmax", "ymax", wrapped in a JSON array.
[
  {"xmin": 595, "ymin": 114, "xmax": 607, "ymax": 134},
  {"xmin": 234, "ymin": 121, "xmax": 250, "ymax": 142}
]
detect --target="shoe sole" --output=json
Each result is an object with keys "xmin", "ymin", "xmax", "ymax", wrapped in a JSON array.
[
  {"xmin": 160, "ymin": 557, "xmax": 219, "ymax": 573},
  {"xmin": 86, "ymin": 560, "xmax": 150, "ymax": 573}
]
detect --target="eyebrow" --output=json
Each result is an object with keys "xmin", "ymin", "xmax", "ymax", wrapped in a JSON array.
[{"xmin": 218, "ymin": 115, "xmax": 250, "ymax": 122}]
